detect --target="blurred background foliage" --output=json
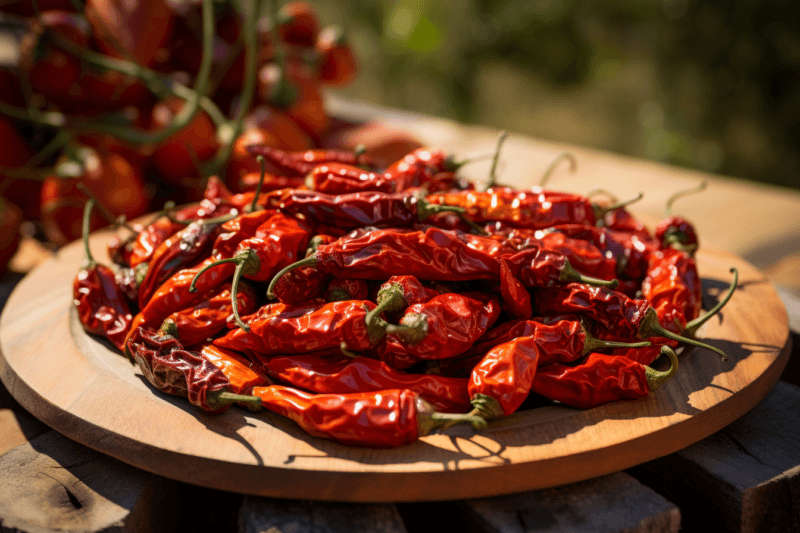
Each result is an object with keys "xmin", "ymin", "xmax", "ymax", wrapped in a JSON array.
[{"xmin": 310, "ymin": 0, "xmax": 800, "ymax": 190}]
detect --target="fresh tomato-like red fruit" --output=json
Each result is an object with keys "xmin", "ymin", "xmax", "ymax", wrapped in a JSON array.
[
  {"xmin": 225, "ymin": 126, "xmax": 281, "ymax": 192},
  {"xmin": 277, "ymin": 1, "xmax": 319, "ymax": 47},
  {"xmin": 257, "ymin": 60, "xmax": 329, "ymax": 141},
  {"xmin": 0, "ymin": 117, "xmax": 41, "ymax": 220},
  {"xmin": 0, "ymin": 198, "xmax": 22, "ymax": 274},
  {"xmin": 85, "ymin": 0, "xmax": 174, "ymax": 67},
  {"xmin": 41, "ymin": 146, "xmax": 149, "ymax": 246},
  {"xmin": 316, "ymin": 25, "xmax": 358, "ymax": 86},
  {"xmin": 150, "ymin": 97, "xmax": 219, "ymax": 189},
  {"xmin": 244, "ymin": 106, "xmax": 313, "ymax": 152}
]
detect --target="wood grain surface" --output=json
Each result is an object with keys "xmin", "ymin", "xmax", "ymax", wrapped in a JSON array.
[{"xmin": 0, "ymin": 222, "xmax": 789, "ymax": 502}]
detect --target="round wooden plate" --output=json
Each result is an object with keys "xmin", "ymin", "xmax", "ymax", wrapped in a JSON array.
[{"xmin": 0, "ymin": 230, "xmax": 790, "ymax": 503}]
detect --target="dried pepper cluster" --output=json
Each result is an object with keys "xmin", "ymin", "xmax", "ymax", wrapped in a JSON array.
[{"xmin": 73, "ymin": 142, "xmax": 737, "ymax": 448}]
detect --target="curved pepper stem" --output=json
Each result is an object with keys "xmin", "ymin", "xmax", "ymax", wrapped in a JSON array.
[
  {"xmin": 585, "ymin": 188, "xmax": 618, "ymax": 202},
  {"xmin": 188, "ymin": 250, "xmax": 260, "ymax": 331},
  {"xmin": 468, "ymin": 393, "xmax": 505, "ymax": 421},
  {"xmin": 206, "ymin": 390, "xmax": 263, "ymax": 411},
  {"xmin": 248, "ymin": 156, "xmax": 267, "ymax": 213},
  {"xmin": 340, "ymin": 342, "xmax": 360, "ymax": 358},
  {"xmin": 539, "ymin": 151, "xmax": 577, "ymax": 188},
  {"xmin": 159, "ymin": 318, "xmax": 179, "ymax": 339},
  {"xmin": 481, "ymin": 130, "xmax": 509, "ymax": 192},
  {"xmin": 415, "ymin": 198, "xmax": 466, "ymax": 221},
  {"xmin": 80, "ymin": 199, "xmax": 97, "ymax": 269},
  {"xmin": 581, "ymin": 325, "xmax": 651, "ymax": 356},
  {"xmin": 266, "ymin": 255, "xmax": 317, "ymax": 299},
  {"xmin": 443, "ymin": 151, "xmax": 494, "ymax": 172},
  {"xmin": 593, "ymin": 192, "xmax": 644, "ymax": 221},
  {"xmin": 416, "ymin": 396, "xmax": 487, "ymax": 436},
  {"xmin": 646, "ymin": 345, "xmax": 679, "ymax": 392},
  {"xmin": 684, "ymin": 268, "xmax": 738, "ymax": 338},
  {"xmin": 560, "ymin": 259, "xmax": 619, "ymax": 289},
  {"xmin": 364, "ymin": 283, "xmax": 407, "ymax": 328},
  {"xmin": 666, "ymin": 181, "xmax": 707, "ymax": 217},
  {"xmin": 638, "ymin": 308, "xmax": 728, "ymax": 361}
]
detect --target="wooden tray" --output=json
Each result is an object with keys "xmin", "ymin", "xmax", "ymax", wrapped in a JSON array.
[{"xmin": 0, "ymin": 230, "xmax": 790, "ymax": 503}]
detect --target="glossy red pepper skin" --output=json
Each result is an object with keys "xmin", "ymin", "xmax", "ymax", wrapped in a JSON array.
[
  {"xmin": 232, "ymin": 213, "xmax": 312, "ymax": 281},
  {"xmin": 379, "ymin": 276, "xmax": 440, "ymax": 308},
  {"xmin": 533, "ymin": 283, "xmax": 650, "ymax": 339},
  {"xmin": 325, "ymin": 278, "xmax": 369, "ymax": 302},
  {"xmin": 252, "ymin": 386, "xmax": 419, "ymax": 447},
  {"xmin": 309, "ymin": 163, "xmax": 395, "ymax": 195},
  {"xmin": 261, "ymin": 353, "xmax": 470, "ymax": 413},
  {"xmin": 314, "ymin": 227, "xmax": 501, "ymax": 281},
  {"xmin": 374, "ymin": 293, "xmax": 501, "ymax": 369},
  {"xmin": 214, "ymin": 300, "xmax": 376, "ymax": 357},
  {"xmin": 196, "ymin": 343, "xmax": 271, "ymax": 395},
  {"xmin": 167, "ymin": 281, "xmax": 258, "ymax": 347},
  {"xmin": 126, "ymin": 328, "xmax": 233, "ymax": 413},
  {"xmin": 427, "ymin": 188, "xmax": 595, "ymax": 229},
  {"xmin": 601, "ymin": 208, "xmax": 654, "ymax": 243},
  {"xmin": 137, "ymin": 220, "xmax": 224, "ymax": 308},
  {"xmin": 73, "ymin": 263, "xmax": 133, "ymax": 351},
  {"xmin": 247, "ymin": 146, "xmax": 374, "ymax": 177},
  {"xmin": 239, "ymin": 172, "xmax": 305, "ymax": 193},
  {"xmin": 211, "ymin": 209, "xmax": 279, "ymax": 259},
  {"xmin": 383, "ymin": 148, "xmax": 454, "ymax": 192},
  {"xmin": 272, "ymin": 266, "xmax": 330, "ymax": 304},
  {"xmin": 531, "ymin": 353, "xmax": 650, "ymax": 409},
  {"xmin": 504, "ymin": 246, "xmax": 581, "ymax": 288},
  {"xmin": 641, "ymin": 247, "xmax": 702, "ymax": 333},
  {"xmin": 655, "ymin": 215, "xmax": 699, "ymax": 249}
]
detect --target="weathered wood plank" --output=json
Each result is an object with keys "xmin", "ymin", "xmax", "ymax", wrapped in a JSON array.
[
  {"xmin": 629, "ymin": 380, "xmax": 800, "ymax": 533},
  {"xmin": 238, "ymin": 497, "xmax": 407, "ymax": 533},
  {"xmin": 0, "ymin": 431, "xmax": 181, "ymax": 533},
  {"xmin": 452, "ymin": 472, "xmax": 679, "ymax": 533}
]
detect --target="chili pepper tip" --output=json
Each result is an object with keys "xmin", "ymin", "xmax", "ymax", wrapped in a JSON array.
[{"xmin": 645, "ymin": 346, "xmax": 679, "ymax": 392}]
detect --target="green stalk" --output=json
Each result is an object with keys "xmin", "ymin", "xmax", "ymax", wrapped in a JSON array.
[
  {"xmin": 80, "ymin": 198, "xmax": 96, "ymax": 269},
  {"xmin": 267, "ymin": 255, "xmax": 317, "ymax": 299},
  {"xmin": 684, "ymin": 268, "xmax": 738, "ymax": 338},
  {"xmin": 559, "ymin": 260, "xmax": 619, "ymax": 289},
  {"xmin": 481, "ymin": 130, "xmax": 508, "ymax": 192},
  {"xmin": 539, "ymin": 151, "xmax": 577, "ymax": 188},
  {"xmin": 593, "ymin": 192, "xmax": 644, "ymax": 220},
  {"xmin": 666, "ymin": 181, "xmax": 707, "ymax": 216}
]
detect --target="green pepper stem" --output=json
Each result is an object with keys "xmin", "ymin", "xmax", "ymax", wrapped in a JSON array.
[
  {"xmin": 639, "ymin": 308, "xmax": 728, "ymax": 361},
  {"xmin": 684, "ymin": 268, "xmax": 738, "ymax": 338},
  {"xmin": 189, "ymin": 257, "xmax": 238, "ymax": 293},
  {"xmin": 80, "ymin": 199, "xmax": 96, "ymax": 268},
  {"xmin": 340, "ymin": 342, "xmax": 359, "ymax": 358},
  {"xmin": 206, "ymin": 390, "xmax": 263, "ymax": 411},
  {"xmin": 646, "ymin": 346, "xmax": 679, "ymax": 392},
  {"xmin": 481, "ymin": 130, "xmax": 508, "ymax": 192},
  {"xmin": 469, "ymin": 393, "xmax": 505, "ymax": 421},
  {"xmin": 159, "ymin": 319, "xmax": 179, "ymax": 339},
  {"xmin": 365, "ymin": 283, "xmax": 407, "ymax": 327},
  {"xmin": 415, "ymin": 198, "xmax": 465, "ymax": 221},
  {"xmin": 248, "ymin": 155, "xmax": 267, "ymax": 213},
  {"xmin": 416, "ymin": 396, "xmax": 487, "ymax": 435},
  {"xmin": 560, "ymin": 259, "xmax": 619, "ymax": 289},
  {"xmin": 581, "ymin": 327, "xmax": 651, "ymax": 356},
  {"xmin": 228, "ymin": 259, "xmax": 251, "ymax": 332},
  {"xmin": 266, "ymin": 255, "xmax": 317, "ymax": 299},
  {"xmin": 539, "ymin": 151, "xmax": 577, "ymax": 188},
  {"xmin": 666, "ymin": 181, "xmax": 707, "ymax": 217},
  {"xmin": 585, "ymin": 188, "xmax": 618, "ymax": 202},
  {"xmin": 593, "ymin": 192, "xmax": 644, "ymax": 220}
]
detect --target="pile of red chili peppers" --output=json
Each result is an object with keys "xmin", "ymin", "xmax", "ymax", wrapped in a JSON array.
[{"xmin": 73, "ymin": 143, "xmax": 738, "ymax": 448}]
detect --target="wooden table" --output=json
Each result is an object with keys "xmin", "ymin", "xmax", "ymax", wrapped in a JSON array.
[{"xmin": 1, "ymin": 102, "xmax": 799, "ymax": 533}]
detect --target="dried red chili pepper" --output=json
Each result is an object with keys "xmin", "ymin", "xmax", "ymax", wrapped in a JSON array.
[
  {"xmin": 383, "ymin": 147, "xmax": 468, "ymax": 192},
  {"xmin": 325, "ymin": 278, "xmax": 369, "ymax": 302},
  {"xmin": 307, "ymin": 163, "xmax": 395, "ymax": 195},
  {"xmin": 600, "ymin": 207, "xmax": 655, "ymax": 244},
  {"xmin": 196, "ymin": 342, "xmax": 271, "ymax": 395},
  {"xmin": 271, "ymin": 234, "xmax": 336, "ymax": 305},
  {"xmin": 642, "ymin": 247, "xmax": 702, "ymax": 334},
  {"xmin": 370, "ymin": 292, "xmax": 502, "ymax": 369},
  {"xmin": 654, "ymin": 182, "xmax": 707, "ymax": 252},
  {"xmin": 251, "ymin": 386, "xmax": 484, "ymax": 447},
  {"xmin": 126, "ymin": 324, "xmax": 261, "ymax": 413},
  {"xmin": 530, "ymin": 346, "xmax": 678, "ymax": 409},
  {"xmin": 271, "ymin": 190, "xmax": 464, "ymax": 229},
  {"xmin": 533, "ymin": 283, "xmax": 728, "ymax": 360},
  {"xmin": 73, "ymin": 199, "xmax": 133, "ymax": 352},
  {"xmin": 115, "ymin": 262, "xmax": 148, "ymax": 306},
  {"xmin": 246, "ymin": 145, "xmax": 374, "ymax": 177},
  {"xmin": 505, "ymin": 245, "xmax": 619, "ymax": 289},
  {"xmin": 167, "ymin": 281, "xmax": 258, "ymax": 347},
  {"xmin": 260, "ymin": 353, "xmax": 470, "ymax": 413},
  {"xmin": 239, "ymin": 171, "xmax": 305, "ymax": 193}
]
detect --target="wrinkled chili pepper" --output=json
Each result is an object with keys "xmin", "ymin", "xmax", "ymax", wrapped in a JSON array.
[
  {"xmin": 654, "ymin": 182, "xmax": 707, "ymax": 252},
  {"xmin": 167, "ymin": 281, "xmax": 258, "ymax": 347},
  {"xmin": 642, "ymin": 247, "xmax": 702, "ymax": 334},
  {"xmin": 307, "ymin": 163, "xmax": 396, "ymax": 195},
  {"xmin": 530, "ymin": 346, "xmax": 678, "ymax": 409},
  {"xmin": 115, "ymin": 262, "xmax": 148, "ymax": 306},
  {"xmin": 251, "ymin": 386, "xmax": 484, "ymax": 447},
  {"xmin": 246, "ymin": 145, "xmax": 375, "ymax": 177},
  {"xmin": 126, "ymin": 323, "xmax": 261, "ymax": 412},
  {"xmin": 600, "ymin": 207, "xmax": 654, "ymax": 244},
  {"xmin": 383, "ymin": 147, "xmax": 467, "ymax": 192},
  {"xmin": 504, "ymin": 245, "xmax": 619, "ymax": 290},
  {"xmin": 272, "ymin": 190, "xmax": 465, "ymax": 229},
  {"xmin": 325, "ymin": 278, "xmax": 369, "ymax": 302},
  {"xmin": 533, "ymin": 283, "xmax": 728, "ymax": 360},
  {"xmin": 260, "ymin": 353, "xmax": 470, "ymax": 413},
  {"xmin": 270, "ymin": 234, "xmax": 336, "ymax": 305},
  {"xmin": 196, "ymin": 342, "xmax": 271, "ymax": 395},
  {"xmin": 73, "ymin": 199, "xmax": 133, "ymax": 352},
  {"xmin": 370, "ymin": 292, "xmax": 502, "ymax": 369}
]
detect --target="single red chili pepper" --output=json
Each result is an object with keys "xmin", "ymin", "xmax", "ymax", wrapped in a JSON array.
[
  {"xmin": 126, "ymin": 324, "xmax": 261, "ymax": 413},
  {"xmin": 210, "ymin": 208, "xmax": 280, "ymax": 259},
  {"xmin": 504, "ymin": 245, "xmax": 620, "ymax": 290},
  {"xmin": 530, "ymin": 347, "xmax": 678, "ymax": 409},
  {"xmin": 316, "ymin": 25, "xmax": 358, "ymax": 86},
  {"xmin": 370, "ymin": 292, "xmax": 502, "ymax": 369},
  {"xmin": 654, "ymin": 182, "xmax": 707, "ymax": 251},
  {"xmin": 270, "ymin": 234, "xmax": 336, "ymax": 305},
  {"xmin": 167, "ymin": 281, "xmax": 258, "ymax": 347},
  {"xmin": 642, "ymin": 247, "xmax": 702, "ymax": 334},
  {"xmin": 195, "ymin": 342, "xmax": 271, "ymax": 395},
  {"xmin": 325, "ymin": 278, "xmax": 370, "ymax": 302},
  {"xmin": 383, "ymin": 147, "xmax": 470, "ymax": 192},
  {"xmin": 137, "ymin": 212, "xmax": 238, "ymax": 309},
  {"xmin": 73, "ymin": 199, "xmax": 133, "ymax": 352},
  {"xmin": 307, "ymin": 163, "xmax": 395, "ymax": 195},
  {"xmin": 600, "ymin": 207, "xmax": 655, "ymax": 243},
  {"xmin": 246, "ymin": 145, "xmax": 375, "ymax": 177},
  {"xmin": 270, "ymin": 190, "xmax": 464, "ymax": 229},
  {"xmin": 251, "ymin": 386, "xmax": 484, "ymax": 447},
  {"xmin": 532, "ymin": 283, "xmax": 728, "ymax": 360},
  {"xmin": 433, "ymin": 316, "xmax": 648, "ymax": 378},
  {"xmin": 276, "ymin": 1, "xmax": 320, "ymax": 46},
  {"xmin": 369, "ymin": 275, "xmax": 440, "ymax": 321},
  {"xmin": 260, "ymin": 353, "xmax": 470, "ymax": 413}
]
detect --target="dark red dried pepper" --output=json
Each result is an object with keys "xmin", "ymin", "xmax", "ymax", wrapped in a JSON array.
[
  {"xmin": 246, "ymin": 145, "xmax": 374, "ymax": 177},
  {"xmin": 308, "ymin": 162, "xmax": 395, "ymax": 195},
  {"xmin": 325, "ymin": 278, "xmax": 369, "ymax": 302}
]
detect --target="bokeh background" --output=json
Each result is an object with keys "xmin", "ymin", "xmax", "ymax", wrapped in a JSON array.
[{"xmin": 309, "ymin": 0, "xmax": 800, "ymax": 190}]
